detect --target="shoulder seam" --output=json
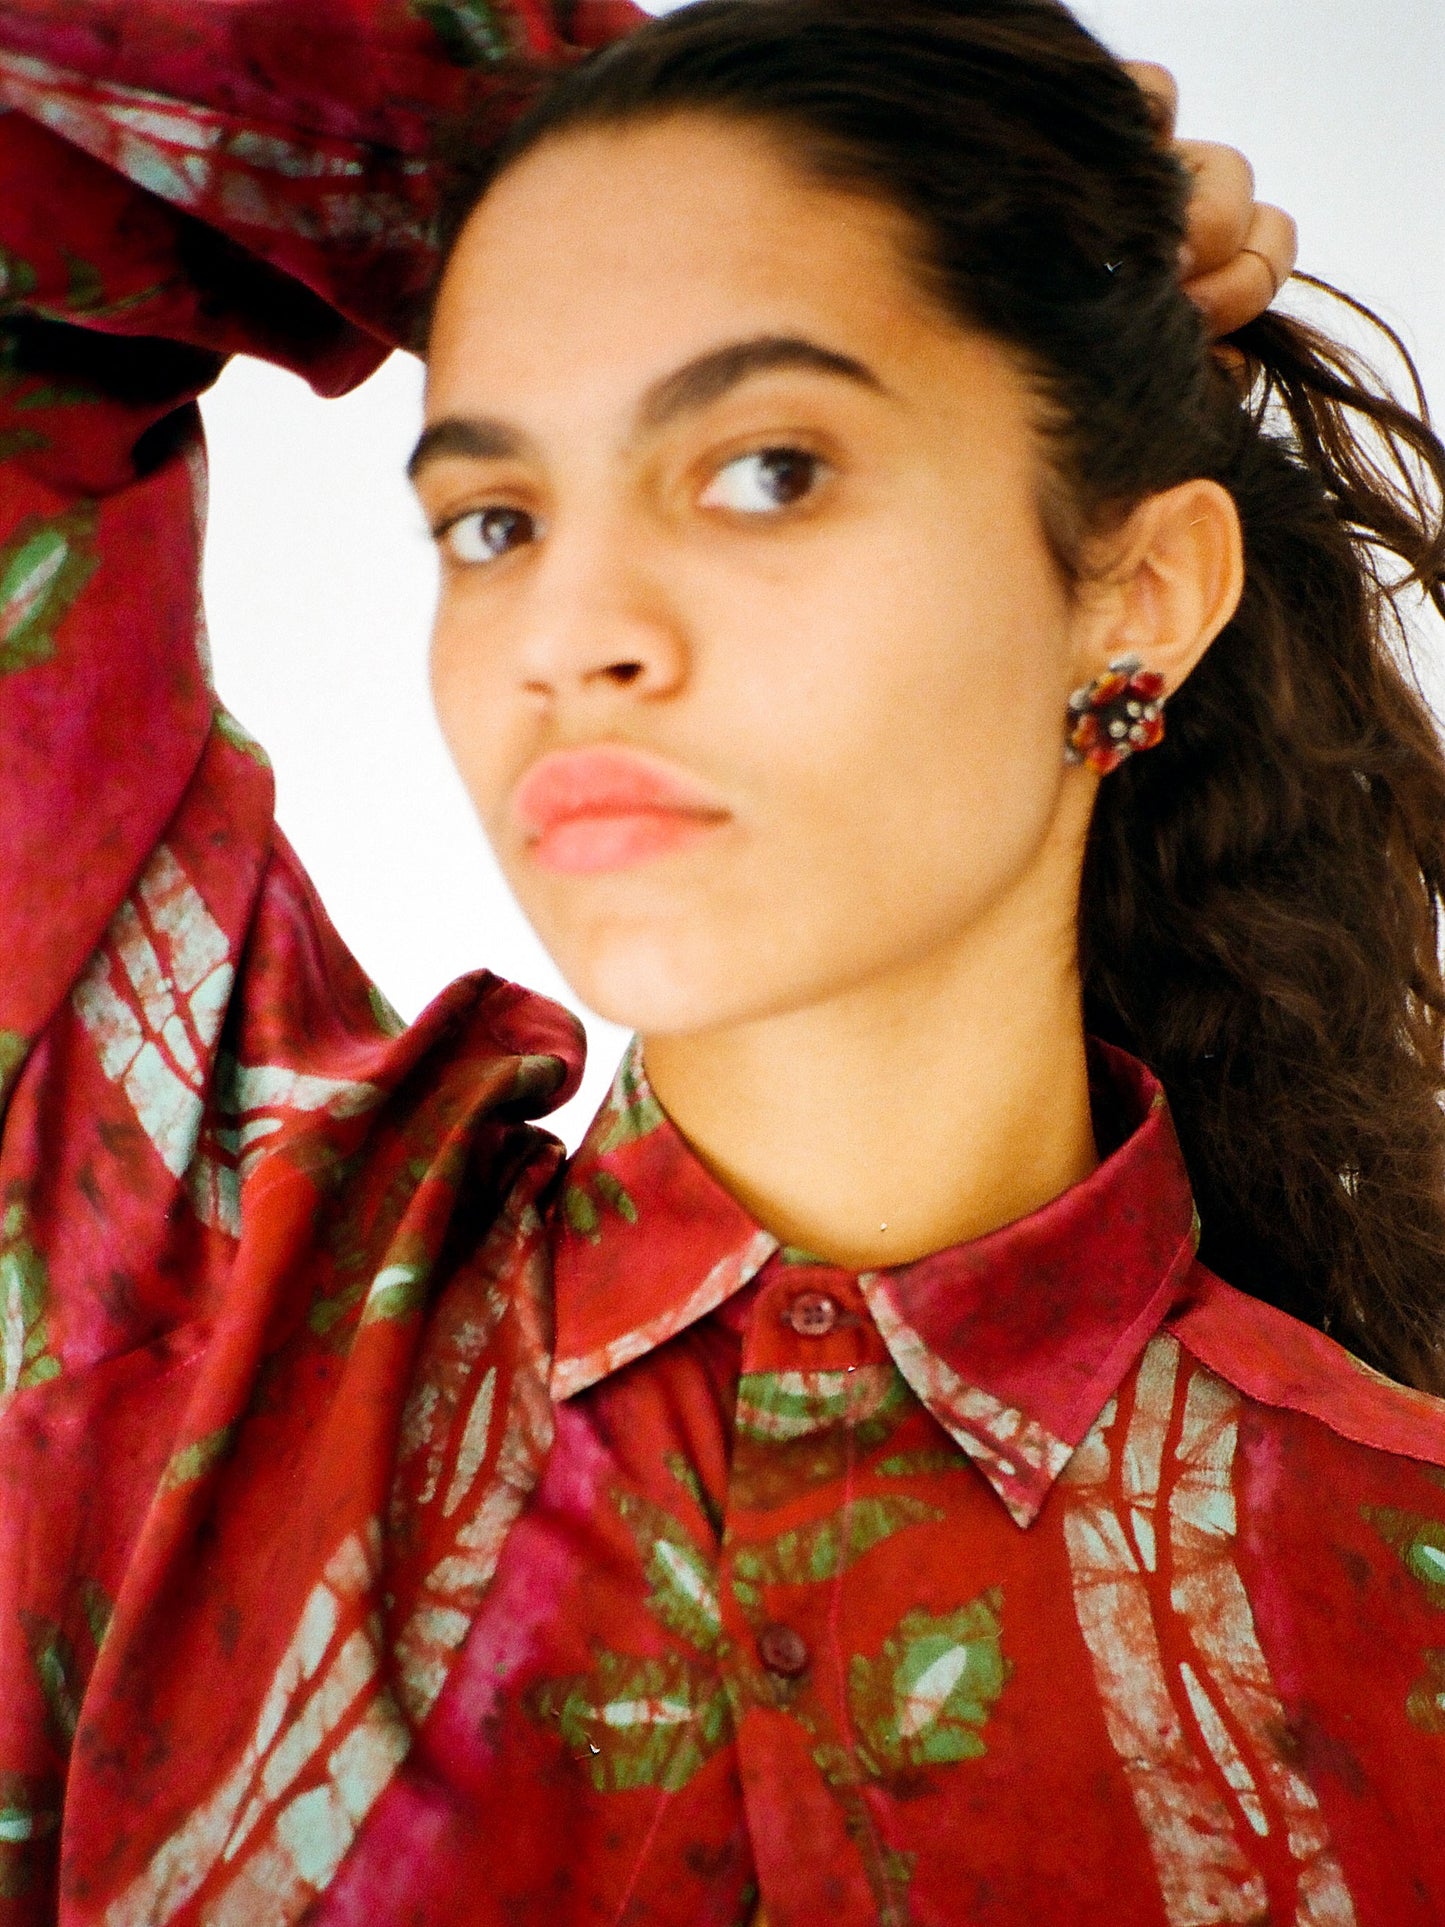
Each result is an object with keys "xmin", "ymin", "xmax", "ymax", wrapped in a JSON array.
[{"xmin": 1166, "ymin": 1274, "xmax": 1445, "ymax": 1470}]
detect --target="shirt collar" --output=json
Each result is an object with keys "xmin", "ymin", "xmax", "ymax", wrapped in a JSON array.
[
  {"xmin": 549, "ymin": 1038, "xmax": 1200, "ymax": 1526},
  {"xmin": 549, "ymin": 1039, "xmax": 777, "ymax": 1401}
]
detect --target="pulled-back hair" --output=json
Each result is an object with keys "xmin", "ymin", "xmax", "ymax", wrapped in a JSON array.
[{"xmin": 437, "ymin": 0, "xmax": 1445, "ymax": 1391}]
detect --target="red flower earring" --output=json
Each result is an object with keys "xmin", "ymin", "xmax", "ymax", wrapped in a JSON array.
[{"xmin": 1065, "ymin": 655, "xmax": 1167, "ymax": 775}]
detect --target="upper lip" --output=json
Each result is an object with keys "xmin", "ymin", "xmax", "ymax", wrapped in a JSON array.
[{"xmin": 513, "ymin": 745, "xmax": 731, "ymax": 839}]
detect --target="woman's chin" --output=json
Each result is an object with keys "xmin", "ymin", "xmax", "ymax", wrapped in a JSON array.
[
  {"xmin": 560, "ymin": 964, "xmax": 741, "ymax": 1040},
  {"xmin": 549, "ymin": 931, "xmax": 777, "ymax": 1041}
]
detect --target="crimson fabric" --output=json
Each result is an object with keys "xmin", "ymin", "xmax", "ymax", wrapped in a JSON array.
[
  {"xmin": 309, "ymin": 1040, "xmax": 1445, "ymax": 1927},
  {"xmin": 4, "ymin": 9, "xmax": 1445, "ymax": 1926}
]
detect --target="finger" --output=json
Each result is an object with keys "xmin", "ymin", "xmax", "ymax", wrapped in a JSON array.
[
  {"xmin": 1183, "ymin": 254, "xmax": 1275, "ymax": 339},
  {"xmin": 1123, "ymin": 61, "xmax": 1178, "ymax": 140},
  {"xmin": 1182, "ymin": 204, "xmax": 1298, "ymax": 338},
  {"xmin": 1177, "ymin": 140, "xmax": 1255, "ymax": 277},
  {"xmin": 1242, "ymin": 201, "xmax": 1299, "ymax": 301}
]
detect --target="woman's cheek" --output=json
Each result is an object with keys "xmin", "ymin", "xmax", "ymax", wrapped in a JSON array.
[{"xmin": 430, "ymin": 613, "xmax": 512, "ymax": 824}]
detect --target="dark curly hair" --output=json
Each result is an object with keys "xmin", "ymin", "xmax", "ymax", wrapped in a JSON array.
[{"xmin": 434, "ymin": 0, "xmax": 1445, "ymax": 1391}]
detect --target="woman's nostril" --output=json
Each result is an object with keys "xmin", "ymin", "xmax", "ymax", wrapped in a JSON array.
[{"xmin": 606, "ymin": 661, "xmax": 645, "ymax": 685}]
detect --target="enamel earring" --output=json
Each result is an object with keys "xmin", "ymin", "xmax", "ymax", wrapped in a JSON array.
[{"xmin": 1065, "ymin": 655, "xmax": 1166, "ymax": 775}]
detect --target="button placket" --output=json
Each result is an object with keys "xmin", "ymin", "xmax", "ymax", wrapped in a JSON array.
[{"xmin": 720, "ymin": 1255, "xmax": 899, "ymax": 1923}]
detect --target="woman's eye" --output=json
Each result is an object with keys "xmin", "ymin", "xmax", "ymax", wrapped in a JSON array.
[
  {"xmin": 438, "ymin": 506, "xmax": 537, "ymax": 565},
  {"xmin": 700, "ymin": 447, "xmax": 826, "ymax": 515}
]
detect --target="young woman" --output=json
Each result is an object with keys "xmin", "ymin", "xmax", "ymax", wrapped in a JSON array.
[{"xmin": 1, "ymin": 1, "xmax": 1440, "ymax": 1923}]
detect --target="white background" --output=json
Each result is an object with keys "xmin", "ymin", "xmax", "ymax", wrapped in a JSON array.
[{"xmin": 201, "ymin": 0, "xmax": 1445, "ymax": 1149}]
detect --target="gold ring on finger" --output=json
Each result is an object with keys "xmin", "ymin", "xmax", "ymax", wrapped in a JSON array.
[{"xmin": 1239, "ymin": 245, "xmax": 1285, "ymax": 303}]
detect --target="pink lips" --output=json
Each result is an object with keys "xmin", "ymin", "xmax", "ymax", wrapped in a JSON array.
[{"xmin": 513, "ymin": 746, "xmax": 730, "ymax": 875}]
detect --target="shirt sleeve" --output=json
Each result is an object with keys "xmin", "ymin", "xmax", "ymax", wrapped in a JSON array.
[
  {"xmin": 0, "ymin": 0, "xmax": 645, "ymax": 1070},
  {"xmin": 0, "ymin": 8, "xmax": 615, "ymax": 1914},
  {"xmin": 0, "ymin": 0, "xmax": 647, "ymax": 1170}
]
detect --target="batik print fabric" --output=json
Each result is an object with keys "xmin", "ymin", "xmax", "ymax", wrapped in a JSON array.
[
  {"xmin": 4, "ymin": 9, "xmax": 1445, "ymax": 1927},
  {"xmin": 0, "ymin": 5, "xmax": 630, "ymax": 1922},
  {"xmin": 290, "ymin": 1037, "xmax": 1445, "ymax": 1927}
]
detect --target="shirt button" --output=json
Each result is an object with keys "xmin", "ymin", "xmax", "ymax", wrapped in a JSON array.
[
  {"xmin": 786, "ymin": 1290, "xmax": 839, "ymax": 1337},
  {"xmin": 757, "ymin": 1623, "xmax": 810, "ymax": 1679}
]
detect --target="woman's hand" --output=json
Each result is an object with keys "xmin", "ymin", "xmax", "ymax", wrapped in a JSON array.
[{"xmin": 1125, "ymin": 62, "xmax": 1299, "ymax": 339}]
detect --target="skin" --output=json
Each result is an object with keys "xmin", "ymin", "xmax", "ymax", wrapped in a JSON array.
[
  {"xmin": 1126, "ymin": 62, "xmax": 1298, "ymax": 337},
  {"xmin": 418, "ymin": 113, "xmax": 1245, "ymax": 1270}
]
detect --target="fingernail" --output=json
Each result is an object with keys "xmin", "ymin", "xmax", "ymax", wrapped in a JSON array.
[{"xmin": 1177, "ymin": 243, "xmax": 1196, "ymax": 279}]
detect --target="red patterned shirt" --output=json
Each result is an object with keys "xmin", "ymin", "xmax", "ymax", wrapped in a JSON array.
[
  {"xmin": 311, "ymin": 1037, "xmax": 1445, "ymax": 1927},
  {"xmin": 3, "ymin": 8, "xmax": 1445, "ymax": 1926}
]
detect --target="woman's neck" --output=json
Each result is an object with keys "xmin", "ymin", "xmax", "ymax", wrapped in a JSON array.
[{"xmin": 640, "ymin": 889, "xmax": 1098, "ymax": 1272}]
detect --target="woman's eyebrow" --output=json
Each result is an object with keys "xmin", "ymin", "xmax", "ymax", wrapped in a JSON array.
[
  {"xmin": 406, "ymin": 333, "xmax": 885, "ymax": 483},
  {"xmin": 633, "ymin": 332, "xmax": 887, "ymax": 433},
  {"xmin": 407, "ymin": 415, "xmax": 528, "ymax": 481}
]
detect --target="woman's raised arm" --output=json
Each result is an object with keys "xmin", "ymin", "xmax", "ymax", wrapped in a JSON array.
[
  {"xmin": 0, "ymin": 10, "xmax": 619, "ymax": 1915},
  {"xmin": 0, "ymin": 0, "xmax": 646, "ymax": 1094}
]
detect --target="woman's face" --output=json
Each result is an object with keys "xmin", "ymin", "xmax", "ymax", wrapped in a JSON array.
[{"xmin": 419, "ymin": 114, "xmax": 1101, "ymax": 1036}]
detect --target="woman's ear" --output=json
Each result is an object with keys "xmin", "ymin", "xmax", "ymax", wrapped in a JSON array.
[{"xmin": 1071, "ymin": 477, "xmax": 1244, "ymax": 697}]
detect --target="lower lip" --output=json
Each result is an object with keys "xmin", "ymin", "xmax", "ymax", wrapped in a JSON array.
[{"xmin": 529, "ymin": 810, "xmax": 724, "ymax": 875}]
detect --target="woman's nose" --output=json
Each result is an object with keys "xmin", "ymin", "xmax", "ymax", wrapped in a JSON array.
[{"xmin": 515, "ymin": 520, "xmax": 687, "ymax": 704}]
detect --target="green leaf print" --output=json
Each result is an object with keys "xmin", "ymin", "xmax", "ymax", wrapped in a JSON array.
[
  {"xmin": 735, "ymin": 1364, "xmax": 909, "ymax": 1445},
  {"xmin": 347, "ymin": 1231, "xmax": 436, "ymax": 1328},
  {"xmin": 725, "ymin": 1885, "xmax": 761, "ymax": 1927},
  {"xmin": 848, "ymin": 1590, "xmax": 1010, "ymax": 1775},
  {"xmin": 1404, "ymin": 1648, "xmax": 1445, "ymax": 1735},
  {"xmin": 729, "ymin": 1367, "xmax": 913, "ymax": 1513},
  {"xmin": 359, "ymin": 1258, "xmax": 431, "ymax": 1325},
  {"xmin": 411, "ymin": 0, "xmax": 510, "ymax": 65},
  {"xmin": 79, "ymin": 1580, "xmax": 113, "ymax": 1655},
  {"xmin": 20, "ymin": 1617, "xmax": 80, "ymax": 1748},
  {"xmin": 62, "ymin": 252, "xmax": 106, "ymax": 315},
  {"xmin": 665, "ymin": 1450, "xmax": 724, "ymax": 1537},
  {"xmin": 804, "ymin": 1744, "xmax": 919, "ymax": 1927},
  {"xmin": 0, "ymin": 315, "xmax": 97, "ymax": 436},
  {"xmin": 0, "ymin": 1031, "xmax": 28, "ymax": 1111},
  {"xmin": 13, "ymin": 381, "xmax": 99, "ymax": 412},
  {"xmin": 597, "ymin": 1044, "xmax": 666, "ymax": 1153},
  {"xmin": 0, "ymin": 428, "xmax": 48, "ymax": 465},
  {"xmin": 509, "ymin": 1052, "xmax": 566, "ymax": 1109},
  {"xmin": 213, "ymin": 708, "xmax": 273, "ymax": 770},
  {"xmin": 160, "ymin": 1422, "xmax": 239, "ymax": 1494},
  {"xmin": 0, "ymin": 1769, "xmax": 60, "ymax": 1896},
  {"xmin": 308, "ymin": 1277, "xmax": 368, "ymax": 1339},
  {"xmin": 0, "ymin": 503, "xmax": 100, "ymax": 676},
  {"xmin": 1364, "ymin": 1504, "xmax": 1445, "ymax": 1609},
  {"xmin": 20, "ymin": 1580, "xmax": 114, "ymax": 1754},
  {"xmin": 530, "ymin": 1649, "xmax": 732, "ymax": 1793},
  {"xmin": 593, "ymin": 1169, "xmax": 638, "ymax": 1223},
  {"xmin": 1, "ymin": 1202, "xmax": 62, "ymax": 1403},
  {"xmin": 1363, "ymin": 1505, "xmax": 1445, "ymax": 1733},
  {"xmin": 562, "ymin": 1171, "xmax": 639, "ymax": 1245},
  {"xmin": 366, "ymin": 982, "xmax": 406, "ymax": 1039},
  {"xmin": 617, "ymin": 1493, "xmax": 722, "ymax": 1653},
  {"xmin": 730, "ymin": 1496, "xmax": 940, "ymax": 1612},
  {"xmin": 0, "ymin": 245, "xmax": 37, "ymax": 312},
  {"xmin": 51, "ymin": 252, "xmax": 168, "ymax": 322},
  {"xmin": 562, "ymin": 1181, "xmax": 600, "ymax": 1241},
  {"xmin": 876, "ymin": 1448, "xmax": 968, "ymax": 1480}
]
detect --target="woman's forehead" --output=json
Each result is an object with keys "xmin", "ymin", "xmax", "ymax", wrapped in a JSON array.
[
  {"xmin": 432, "ymin": 118, "xmax": 926, "ymax": 358},
  {"xmin": 425, "ymin": 116, "xmax": 998, "ymax": 434}
]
